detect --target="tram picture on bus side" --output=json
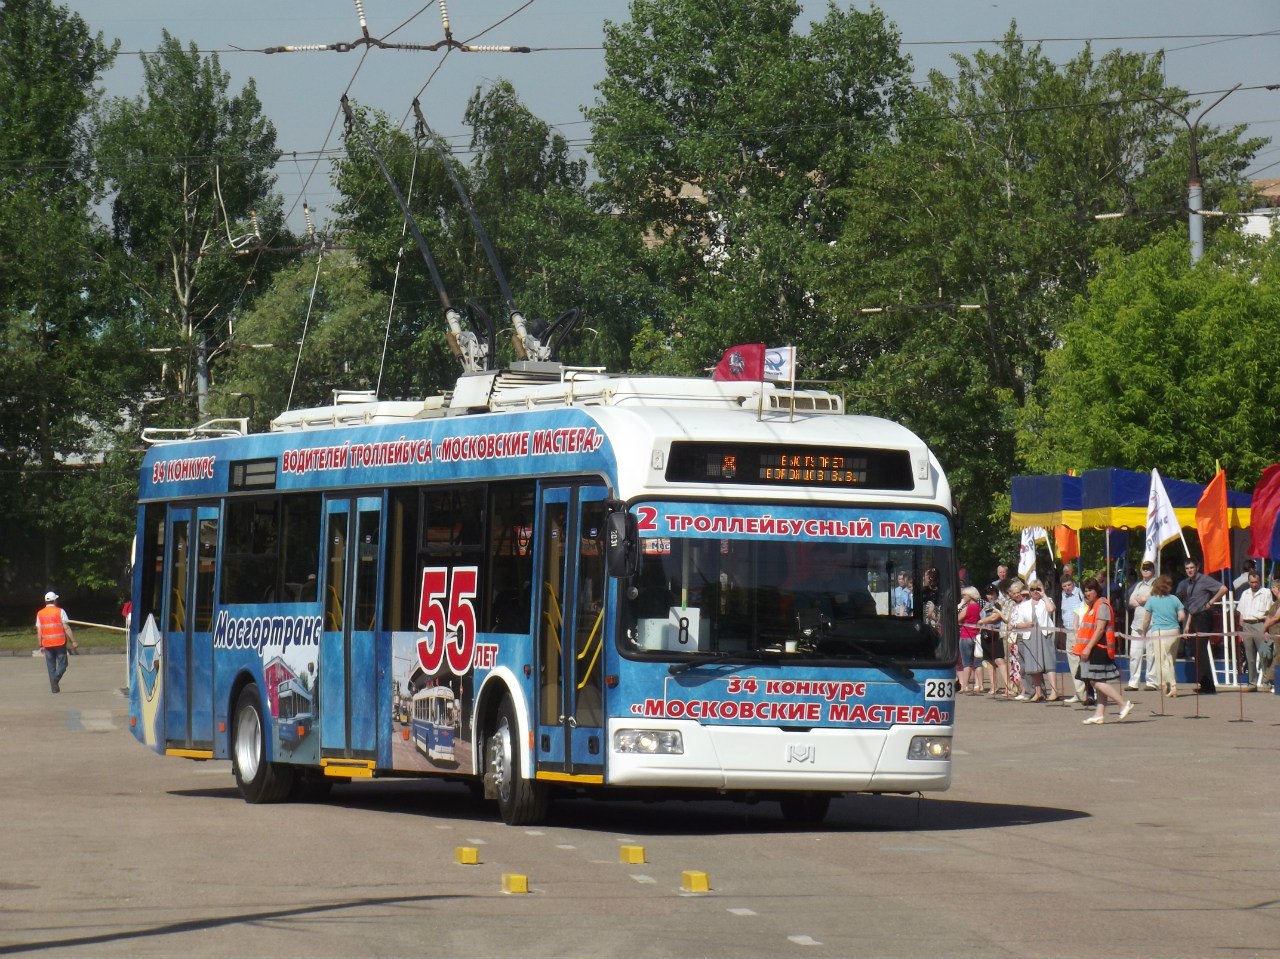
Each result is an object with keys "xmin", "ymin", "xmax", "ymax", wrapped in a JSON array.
[
  {"xmin": 123, "ymin": 102, "xmax": 955, "ymax": 825},
  {"xmin": 270, "ymin": 665, "xmax": 317, "ymax": 763},
  {"xmin": 412, "ymin": 686, "xmax": 458, "ymax": 764},
  {"xmin": 391, "ymin": 631, "xmax": 474, "ymax": 774}
]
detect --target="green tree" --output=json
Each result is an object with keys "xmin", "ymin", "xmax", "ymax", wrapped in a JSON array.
[
  {"xmin": 212, "ymin": 254, "xmax": 397, "ymax": 428},
  {"xmin": 817, "ymin": 29, "xmax": 1264, "ymax": 569},
  {"xmin": 463, "ymin": 81, "xmax": 652, "ymax": 371},
  {"xmin": 0, "ymin": 0, "xmax": 137, "ymax": 594},
  {"xmin": 1023, "ymin": 231, "xmax": 1280, "ymax": 488},
  {"xmin": 588, "ymin": 0, "xmax": 915, "ymax": 369},
  {"xmin": 95, "ymin": 32, "xmax": 286, "ymax": 422},
  {"xmin": 333, "ymin": 82, "xmax": 648, "ymax": 388}
]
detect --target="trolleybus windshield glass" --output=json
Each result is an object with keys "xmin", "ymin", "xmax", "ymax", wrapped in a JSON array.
[{"xmin": 623, "ymin": 529, "xmax": 954, "ymax": 664}]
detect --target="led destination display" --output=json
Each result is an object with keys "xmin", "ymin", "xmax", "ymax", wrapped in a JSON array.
[{"xmin": 665, "ymin": 442, "xmax": 915, "ymax": 490}]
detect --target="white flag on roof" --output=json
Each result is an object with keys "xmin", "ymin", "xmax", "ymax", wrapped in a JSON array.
[{"xmin": 764, "ymin": 346, "xmax": 795, "ymax": 382}]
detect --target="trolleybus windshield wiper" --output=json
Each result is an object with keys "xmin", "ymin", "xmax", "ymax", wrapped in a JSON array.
[
  {"xmin": 835, "ymin": 639, "xmax": 916, "ymax": 681},
  {"xmin": 668, "ymin": 651, "xmax": 782, "ymax": 675}
]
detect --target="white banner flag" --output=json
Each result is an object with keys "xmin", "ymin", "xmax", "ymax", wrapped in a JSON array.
[
  {"xmin": 1017, "ymin": 526, "xmax": 1053, "ymax": 580},
  {"xmin": 1143, "ymin": 468, "xmax": 1184, "ymax": 566},
  {"xmin": 764, "ymin": 346, "xmax": 795, "ymax": 382}
]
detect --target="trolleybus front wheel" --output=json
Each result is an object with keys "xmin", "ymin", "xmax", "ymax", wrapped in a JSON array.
[
  {"xmin": 232, "ymin": 683, "xmax": 296, "ymax": 803},
  {"xmin": 778, "ymin": 793, "xmax": 832, "ymax": 825},
  {"xmin": 485, "ymin": 699, "xmax": 548, "ymax": 825}
]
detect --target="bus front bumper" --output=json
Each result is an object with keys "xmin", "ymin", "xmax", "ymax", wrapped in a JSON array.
[{"xmin": 605, "ymin": 719, "xmax": 952, "ymax": 792}]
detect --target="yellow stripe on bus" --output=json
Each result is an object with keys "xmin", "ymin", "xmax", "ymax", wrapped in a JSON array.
[
  {"xmin": 164, "ymin": 748, "xmax": 214, "ymax": 760},
  {"xmin": 320, "ymin": 758, "xmax": 376, "ymax": 778},
  {"xmin": 534, "ymin": 771, "xmax": 604, "ymax": 785}
]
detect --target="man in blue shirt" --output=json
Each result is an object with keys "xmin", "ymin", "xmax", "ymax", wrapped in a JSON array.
[{"xmin": 892, "ymin": 571, "xmax": 913, "ymax": 617}]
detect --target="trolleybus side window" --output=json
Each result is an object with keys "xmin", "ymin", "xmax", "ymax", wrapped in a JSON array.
[
  {"xmin": 221, "ymin": 493, "xmax": 322, "ymax": 605},
  {"xmin": 381, "ymin": 481, "xmax": 536, "ymax": 634},
  {"xmin": 422, "ymin": 488, "xmax": 485, "ymax": 559},
  {"xmin": 486, "ymin": 482, "xmax": 535, "ymax": 633},
  {"xmin": 222, "ymin": 498, "xmax": 278, "ymax": 604},
  {"xmin": 383, "ymin": 488, "xmax": 419, "ymax": 631},
  {"xmin": 194, "ymin": 518, "xmax": 219, "ymax": 631},
  {"xmin": 281, "ymin": 495, "xmax": 321, "ymax": 601},
  {"xmin": 138, "ymin": 505, "xmax": 165, "ymax": 627}
]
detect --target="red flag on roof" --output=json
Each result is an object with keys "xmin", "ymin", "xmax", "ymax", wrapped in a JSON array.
[
  {"xmin": 1249, "ymin": 465, "xmax": 1280, "ymax": 559},
  {"xmin": 712, "ymin": 344, "xmax": 765, "ymax": 382},
  {"xmin": 1195, "ymin": 467, "xmax": 1230, "ymax": 575}
]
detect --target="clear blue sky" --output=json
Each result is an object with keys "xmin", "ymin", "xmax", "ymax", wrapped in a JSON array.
[{"xmin": 64, "ymin": 1, "xmax": 1280, "ymax": 233}]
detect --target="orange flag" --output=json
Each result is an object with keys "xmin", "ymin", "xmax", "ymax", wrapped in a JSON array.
[
  {"xmin": 1054, "ymin": 526, "xmax": 1079, "ymax": 564},
  {"xmin": 1195, "ymin": 468, "xmax": 1230, "ymax": 574}
]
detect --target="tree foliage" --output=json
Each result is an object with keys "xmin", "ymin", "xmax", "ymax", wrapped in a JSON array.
[
  {"xmin": 1023, "ymin": 231, "xmax": 1280, "ymax": 487},
  {"xmin": 589, "ymin": 0, "xmax": 915, "ymax": 368},
  {"xmin": 3, "ymin": 0, "xmax": 1276, "ymax": 601},
  {"xmin": 95, "ymin": 32, "xmax": 284, "ymax": 419},
  {"xmin": 212, "ymin": 254, "xmax": 397, "ymax": 428},
  {"xmin": 333, "ymin": 81, "xmax": 649, "ymax": 389},
  {"xmin": 812, "ymin": 30, "xmax": 1264, "ymax": 568},
  {"xmin": 0, "ymin": 0, "xmax": 138, "ymax": 595}
]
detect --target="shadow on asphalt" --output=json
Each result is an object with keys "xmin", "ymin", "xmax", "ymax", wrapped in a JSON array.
[
  {"xmin": 169, "ymin": 778, "xmax": 1086, "ymax": 835},
  {"xmin": 0, "ymin": 894, "xmax": 469, "ymax": 956}
]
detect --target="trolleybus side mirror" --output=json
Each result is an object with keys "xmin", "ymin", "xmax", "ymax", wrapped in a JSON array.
[{"xmin": 604, "ymin": 502, "xmax": 639, "ymax": 579}]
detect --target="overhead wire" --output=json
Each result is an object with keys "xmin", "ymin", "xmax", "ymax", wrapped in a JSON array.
[
  {"xmin": 119, "ymin": 26, "xmax": 1280, "ymax": 57},
  {"xmin": 287, "ymin": 248, "xmax": 326, "ymax": 412},
  {"xmin": 377, "ymin": 146, "xmax": 422, "ymax": 397}
]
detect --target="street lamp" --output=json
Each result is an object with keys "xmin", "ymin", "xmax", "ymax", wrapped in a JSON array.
[{"xmin": 1145, "ymin": 83, "xmax": 1241, "ymax": 265}]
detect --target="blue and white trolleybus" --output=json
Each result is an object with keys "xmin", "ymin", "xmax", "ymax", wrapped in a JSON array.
[{"xmin": 127, "ymin": 364, "xmax": 957, "ymax": 824}]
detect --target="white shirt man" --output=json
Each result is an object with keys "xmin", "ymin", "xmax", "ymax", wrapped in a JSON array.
[
  {"xmin": 1125, "ymin": 563, "xmax": 1157, "ymax": 689},
  {"xmin": 1237, "ymin": 572, "xmax": 1273, "ymax": 689}
]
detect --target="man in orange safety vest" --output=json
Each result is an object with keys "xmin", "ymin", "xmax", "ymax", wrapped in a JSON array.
[{"xmin": 36, "ymin": 591, "xmax": 77, "ymax": 694}]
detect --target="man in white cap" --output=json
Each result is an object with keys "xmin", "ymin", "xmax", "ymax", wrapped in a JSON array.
[{"xmin": 36, "ymin": 591, "xmax": 77, "ymax": 693}]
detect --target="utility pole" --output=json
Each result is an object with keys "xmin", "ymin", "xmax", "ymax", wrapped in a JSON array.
[
  {"xmin": 1145, "ymin": 84, "xmax": 1241, "ymax": 265},
  {"xmin": 196, "ymin": 333, "xmax": 210, "ymax": 418}
]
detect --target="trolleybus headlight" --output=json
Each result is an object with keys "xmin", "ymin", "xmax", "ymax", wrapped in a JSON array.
[
  {"xmin": 613, "ymin": 729, "xmax": 684, "ymax": 755},
  {"xmin": 907, "ymin": 736, "xmax": 951, "ymax": 761}
]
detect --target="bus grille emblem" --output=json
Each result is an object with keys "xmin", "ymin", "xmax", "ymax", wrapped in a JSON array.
[{"xmin": 786, "ymin": 744, "xmax": 816, "ymax": 764}]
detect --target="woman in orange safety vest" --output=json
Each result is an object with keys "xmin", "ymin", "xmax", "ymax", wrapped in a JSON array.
[{"xmin": 1075, "ymin": 578, "xmax": 1133, "ymax": 725}]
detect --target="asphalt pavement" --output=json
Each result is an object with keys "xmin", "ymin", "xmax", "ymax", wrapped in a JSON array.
[{"xmin": 2, "ymin": 654, "xmax": 1278, "ymax": 958}]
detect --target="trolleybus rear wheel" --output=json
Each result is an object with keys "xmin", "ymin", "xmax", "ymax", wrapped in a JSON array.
[
  {"xmin": 486, "ymin": 699, "xmax": 548, "ymax": 825},
  {"xmin": 232, "ymin": 683, "xmax": 296, "ymax": 803}
]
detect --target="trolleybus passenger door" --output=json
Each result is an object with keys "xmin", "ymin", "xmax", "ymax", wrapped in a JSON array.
[
  {"xmin": 319, "ymin": 496, "xmax": 383, "ymax": 760},
  {"xmin": 536, "ymin": 485, "xmax": 608, "ymax": 780},
  {"xmin": 162, "ymin": 505, "xmax": 218, "ymax": 749}
]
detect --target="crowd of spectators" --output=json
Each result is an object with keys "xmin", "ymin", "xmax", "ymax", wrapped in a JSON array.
[{"xmin": 958, "ymin": 555, "xmax": 1277, "ymax": 721}]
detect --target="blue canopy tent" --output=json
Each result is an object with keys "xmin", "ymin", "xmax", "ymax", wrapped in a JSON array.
[
  {"xmin": 1012, "ymin": 469, "xmax": 1251, "ymax": 531},
  {"xmin": 1009, "ymin": 474, "xmax": 1083, "ymax": 530},
  {"xmin": 1079, "ymin": 468, "xmax": 1251, "ymax": 530}
]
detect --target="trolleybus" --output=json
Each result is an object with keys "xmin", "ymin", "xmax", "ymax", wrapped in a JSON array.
[{"xmin": 128, "ymin": 365, "xmax": 956, "ymax": 824}]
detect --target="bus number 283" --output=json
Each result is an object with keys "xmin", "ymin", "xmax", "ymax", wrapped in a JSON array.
[{"xmin": 924, "ymin": 678, "xmax": 956, "ymax": 700}]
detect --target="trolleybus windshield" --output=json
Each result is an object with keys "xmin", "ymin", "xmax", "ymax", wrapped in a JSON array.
[{"xmin": 622, "ymin": 524, "xmax": 954, "ymax": 665}]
